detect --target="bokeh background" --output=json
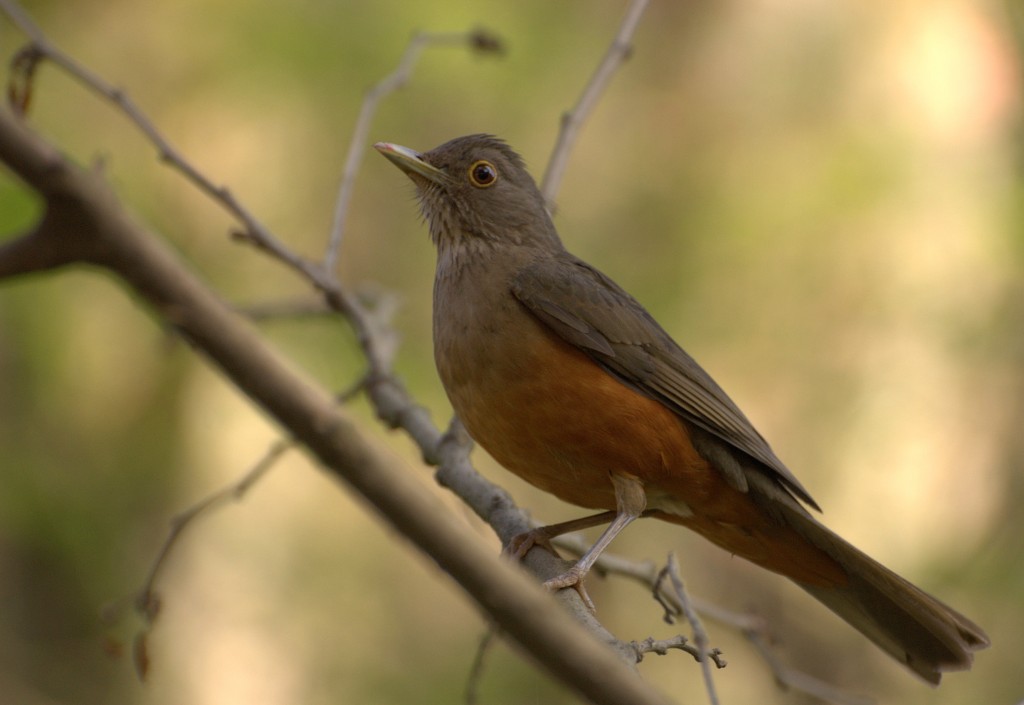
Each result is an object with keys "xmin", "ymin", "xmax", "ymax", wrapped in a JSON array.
[{"xmin": 0, "ymin": 1, "xmax": 1021, "ymax": 703}]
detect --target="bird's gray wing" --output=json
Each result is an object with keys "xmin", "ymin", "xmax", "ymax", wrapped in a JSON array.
[{"xmin": 511, "ymin": 252, "xmax": 819, "ymax": 510}]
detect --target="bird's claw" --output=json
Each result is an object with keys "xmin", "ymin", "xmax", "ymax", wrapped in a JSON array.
[
  {"xmin": 506, "ymin": 528, "xmax": 557, "ymax": 561},
  {"xmin": 508, "ymin": 529, "xmax": 596, "ymax": 611},
  {"xmin": 543, "ymin": 566, "xmax": 596, "ymax": 611}
]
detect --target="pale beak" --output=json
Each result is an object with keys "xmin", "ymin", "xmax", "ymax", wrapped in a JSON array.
[{"xmin": 374, "ymin": 142, "xmax": 447, "ymax": 185}]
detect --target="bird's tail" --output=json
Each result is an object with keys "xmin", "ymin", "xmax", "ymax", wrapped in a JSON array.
[{"xmin": 785, "ymin": 508, "xmax": 989, "ymax": 684}]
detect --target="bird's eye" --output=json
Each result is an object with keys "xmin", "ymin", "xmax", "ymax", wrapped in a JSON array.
[{"xmin": 468, "ymin": 160, "xmax": 498, "ymax": 188}]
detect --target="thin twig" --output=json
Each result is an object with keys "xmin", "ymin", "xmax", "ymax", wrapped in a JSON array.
[
  {"xmin": 144, "ymin": 439, "xmax": 291, "ymax": 601},
  {"xmin": 111, "ymin": 374, "xmax": 369, "ymax": 638},
  {"xmin": 631, "ymin": 635, "xmax": 726, "ymax": 669},
  {"xmin": 236, "ymin": 297, "xmax": 334, "ymax": 321},
  {"xmin": 660, "ymin": 554, "xmax": 721, "ymax": 705},
  {"xmin": 464, "ymin": 626, "xmax": 498, "ymax": 705},
  {"xmin": 97, "ymin": 438, "xmax": 292, "ymax": 679},
  {"xmin": 98, "ymin": 361, "xmax": 369, "ymax": 680},
  {"xmin": 745, "ymin": 630, "xmax": 875, "ymax": 705},
  {"xmin": 323, "ymin": 28, "xmax": 502, "ymax": 272},
  {"xmin": 540, "ymin": 0, "xmax": 649, "ymax": 207}
]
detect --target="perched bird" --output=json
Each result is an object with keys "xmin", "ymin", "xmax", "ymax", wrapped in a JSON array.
[{"xmin": 375, "ymin": 134, "xmax": 989, "ymax": 683}]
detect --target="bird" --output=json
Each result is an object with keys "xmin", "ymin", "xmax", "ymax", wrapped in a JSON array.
[{"xmin": 374, "ymin": 133, "xmax": 989, "ymax": 683}]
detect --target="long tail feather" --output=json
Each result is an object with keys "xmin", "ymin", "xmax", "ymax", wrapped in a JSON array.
[{"xmin": 787, "ymin": 509, "xmax": 989, "ymax": 683}]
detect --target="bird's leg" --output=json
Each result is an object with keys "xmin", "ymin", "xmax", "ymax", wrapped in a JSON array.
[
  {"xmin": 507, "ymin": 510, "xmax": 619, "ymax": 560},
  {"xmin": 544, "ymin": 473, "xmax": 646, "ymax": 602},
  {"xmin": 510, "ymin": 473, "xmax": 647, "ymax": 610}
]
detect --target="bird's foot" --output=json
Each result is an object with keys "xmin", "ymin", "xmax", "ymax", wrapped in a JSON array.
[
  {"xmin": 543, "ymin": 564, "xmax": 596, "ymax": 612},
  {"xmin": 506, "ymin": 530, "xmax": 596, "ymax": 610},
  {"xmin": 506, "ymin": 527, "xmax": 559, "ymax": 561}
]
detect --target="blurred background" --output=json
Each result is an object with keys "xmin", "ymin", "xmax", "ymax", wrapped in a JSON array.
[{"xmin": 0, "ymin": 0, "xmax": 1020, "ymax": 703}]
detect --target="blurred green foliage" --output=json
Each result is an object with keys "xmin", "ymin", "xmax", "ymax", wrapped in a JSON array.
[{"xmin": 0, "ymin": 1, "xmax": 1021, "ymax": 704}]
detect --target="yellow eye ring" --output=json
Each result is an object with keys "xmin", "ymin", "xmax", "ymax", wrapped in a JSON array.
[{"xmin": 468, "ymin": 160, "xmax": 498, "ymax": 188}]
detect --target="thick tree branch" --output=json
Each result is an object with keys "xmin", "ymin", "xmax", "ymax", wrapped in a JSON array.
[{"xmin": 0, "ymin": 223, "xmax": 66, "ymax": 276}]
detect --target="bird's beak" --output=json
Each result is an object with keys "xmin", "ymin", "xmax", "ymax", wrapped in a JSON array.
[{"xmin": 374, "ymin": 142, "xmax": 447, "ymax": 185}]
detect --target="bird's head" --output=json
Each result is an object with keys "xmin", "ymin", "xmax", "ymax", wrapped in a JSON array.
[{"xmin": 375, "ymin": 134, "xmax": 560, "ymax": 253}]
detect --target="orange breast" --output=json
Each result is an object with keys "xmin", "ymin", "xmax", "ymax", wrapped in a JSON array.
[{"xmin": 440, "ymin": 313, "xmax": 703, "ymax": 508}]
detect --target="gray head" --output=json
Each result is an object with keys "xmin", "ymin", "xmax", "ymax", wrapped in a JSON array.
[{"xmin": 375, "ymin": 135, "xmax": 562, "ymax": 254}]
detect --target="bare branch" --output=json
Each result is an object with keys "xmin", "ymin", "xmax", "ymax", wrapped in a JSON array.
[
  {"xmin": 540, "ymin": 0, "xmax": 649, "ymax": 207},
  {"xmin": 743, "ymin": 629, "xmax": 875, "ymax": 705},
  {"xmin": 0, "ymin": 225, "xmax": 69, "ymax": 277},
  {"xmin": 102, "ymin": 439, "xmax": 292, "ymax": 679},
  {"xmin": 139, "ymin": 439, "xmax": 292, "ymax": 618},
  {"xmin": 464, "ymin": 626, "xmax": 498, "ymax": 705},
  {"xmin": 100, "ymin": 364, "xmax": 367, "ymax": 680},
  {"xmin": 323, "ymin": 28, "xmax": 502, "ymax": 272},
  {"xmin": 659, "ymin": 554, "xmax": 721, "ymax": 705},
  {"xmin": 236, "ymin": 296, "xmax": 335, "ymax": 321},
  {"xmin": 631, "ymin": 635, "xmax": 726, "ymax": 669}
]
